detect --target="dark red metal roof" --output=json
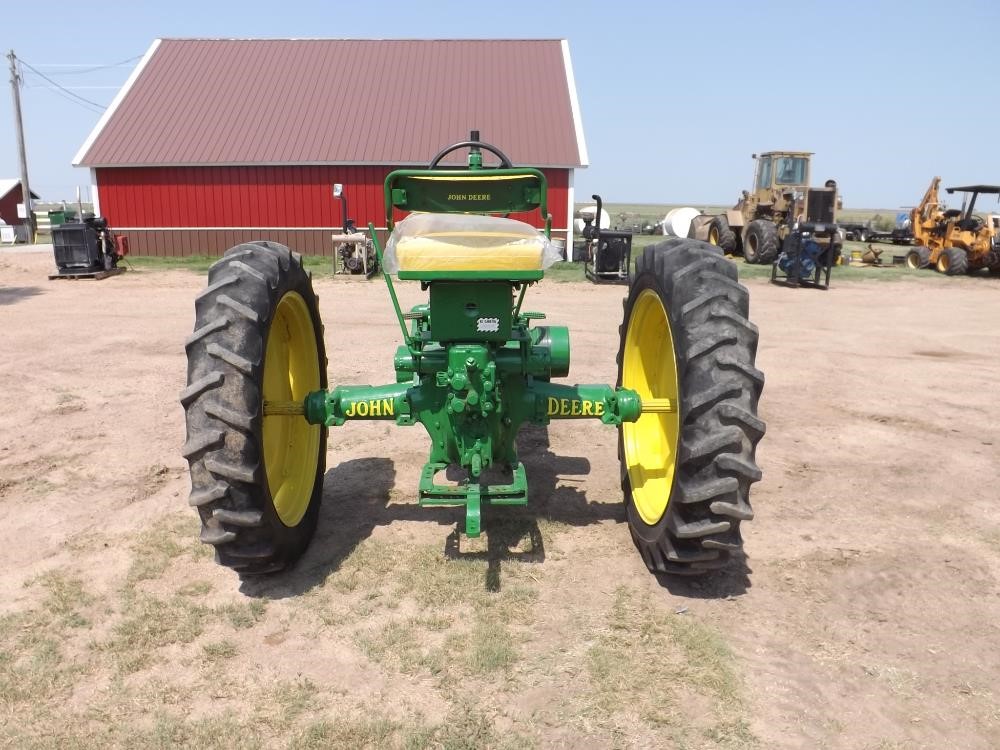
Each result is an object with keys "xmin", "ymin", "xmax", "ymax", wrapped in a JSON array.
[{"xmin": 76, "ymin": 39, "xmax": 586, "ymax": 169}]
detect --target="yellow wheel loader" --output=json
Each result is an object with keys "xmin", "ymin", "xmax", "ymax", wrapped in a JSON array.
[{"xmin": 688, "ymin": 151, "xmax": 840, "ymax": 265}]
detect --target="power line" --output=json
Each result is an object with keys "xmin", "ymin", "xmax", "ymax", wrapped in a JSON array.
[
  {"xmin": 26, "ymin": 84, "xmax": 121, "ymax": 90},
  {"xmin": 18, "ymin": 59, "xmax": 107, "ymax": 112},
  {"xmin": 29, "ymin": 55, "xmax": 141, "ymax": 76},
  {"xmin": 27, "ymin": 81, "xmax": 105, "ymax": 114}
]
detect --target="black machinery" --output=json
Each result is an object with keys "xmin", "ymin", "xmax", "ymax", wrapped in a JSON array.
[
  {"xmin": 581, "ymin": 194, "xmax": 632, "ymax": 283},
  {"xmin": 49, "ymin": 214, "xmax": 127, "ymax": 280},
  {"xmin": 769, "ymin": 193, "xmax": 838, "ymax": 290},
  {"xmin": 331, "ymin": 183, "xmax": 378, "ymax": 277},
  {"xmin": 770, "ymin": 222, "xmax": 836, "ymax": 289}
]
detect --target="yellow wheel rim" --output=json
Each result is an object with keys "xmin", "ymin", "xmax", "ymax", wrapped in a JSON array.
[
  {"xmin": 622, "ymin": 288, "xmax": 681, "ymax": 526},
  {"xmin": 709, "ymin": 226, "xmax": 719, "ymax": 246},
  {"xmin": 937, "ymin": 253, "xmax": 949, "ymax": 273},
  {"xmin": 263, "ymin": 291, "xmax": 322, "ymax": 526},
  {"xmin": 906, "ymin": 253, "xmax": 918, "ymax": 269}
]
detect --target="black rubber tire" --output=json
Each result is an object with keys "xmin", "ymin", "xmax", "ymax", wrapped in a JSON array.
[
  {"xmin": 906, "ymin": 246, "xmax": 931, "ymax": 269},
  {"xmin": 743, "ymin": 220, "xmax": 779, "ymax": 264},
  {"xmin": 707, "ymin": 215, "xmax": 737, "ymax": 254},
  {"xmin": 181, "ymin": 242, "xmax": 328, "ymax": 575},
  {"xmin": 937, "ymin": 247, "xmax": 968, "ymax": 275},
  {"xmin": 617, "ymin": 239, "xmax": 765, "ymax": 575}
]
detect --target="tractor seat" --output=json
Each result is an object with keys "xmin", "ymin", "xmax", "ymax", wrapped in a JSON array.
[
  {"xmin": 384, "ymin": 213, "xmax": 560, "ymax": 276},
  {"xmin": 956, "ymin": 217, "xmax": 984, "ymax": 232},
  {"xmin": 943, "ymin": 209, "xmax": 962, "ymax": 218}
]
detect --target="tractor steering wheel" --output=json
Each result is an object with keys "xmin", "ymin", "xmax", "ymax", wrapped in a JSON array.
[{"xmin": 429, "ymin": 139, "xmax": 513, "ymax": 168}]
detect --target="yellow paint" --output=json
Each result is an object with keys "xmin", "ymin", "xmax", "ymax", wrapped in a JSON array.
[
  {"xmin": 344, "ymin": 398, "xmax": 394, "ymax": 418},
  {"xmin": 910, "ymin": 175, "xmax": 998, "ymax": 267},
  {"xmin": 622, "ymin": 288, "xmax": 680, "ymax": 526},
  {"xmin": 545, "ymin": 397, "xmax": 604, "ymax": 417},
  {"xmin": 262, "ymin": 291, "xmax": 321, "ymax": 527},
  {"xmin": 395, "ymin": 233, "xmax": 545, "ymax": 272},
  {"xmin": 445, "ymin": 193, "xmax": 491, "ymax": 201}
]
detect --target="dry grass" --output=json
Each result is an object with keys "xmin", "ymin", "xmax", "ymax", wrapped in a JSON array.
[
  {"xmin": 585, "ymin": 586, "xmax": 755, "ymax": 748},
  {"xmin": 1, "ymin": 514, "xmax": 752, "ymax": 749}
]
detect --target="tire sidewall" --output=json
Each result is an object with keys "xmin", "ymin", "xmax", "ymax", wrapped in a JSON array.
[{"xmin": 185, "ymin": 242, "xmax": 328, "ymax": 573}]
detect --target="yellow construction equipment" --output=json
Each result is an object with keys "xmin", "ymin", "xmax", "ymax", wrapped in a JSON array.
[{"xmin": 906, "ymin": 177, "xmax": 1000, "ymax": 275}]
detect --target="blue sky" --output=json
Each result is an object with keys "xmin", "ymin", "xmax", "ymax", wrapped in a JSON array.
[{"xmin": 2, "ymin": 0, "xmax": 998, "ymax": 210}]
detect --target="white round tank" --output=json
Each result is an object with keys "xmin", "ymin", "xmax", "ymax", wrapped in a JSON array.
[{"xmin": 661, "ymin": 207, "xmax": 701, "ymax": 238}]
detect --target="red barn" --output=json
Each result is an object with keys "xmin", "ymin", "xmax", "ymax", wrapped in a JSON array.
[
  {"xmin": 0, "ymin": 179, "xmax": 40, "ymax": 228},
  {"xmin": 73, "ymin": 38, "xmax": 588, "ymax": 257}
]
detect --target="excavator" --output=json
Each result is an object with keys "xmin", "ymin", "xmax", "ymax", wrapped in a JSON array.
[{"xmin": 905, "ymin": 177, "xmax": 1000, "ymax": 275}]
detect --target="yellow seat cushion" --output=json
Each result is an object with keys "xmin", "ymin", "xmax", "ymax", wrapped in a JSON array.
[{"xmin": 395, "ymin": 230, "xmax": 546, "ymax": 272}]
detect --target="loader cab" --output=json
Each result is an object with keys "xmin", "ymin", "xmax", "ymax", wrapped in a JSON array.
[{"xmin": 754, "ymin": 151, "xmax": 812, "ymax": 191}]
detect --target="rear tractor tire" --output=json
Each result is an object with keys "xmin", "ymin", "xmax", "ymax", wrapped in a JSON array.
[
  {"xmin": 936, "ymin": 247, "xmax": 968, "ymax": 275},
  {"xmin": 743, "ymin": 219, "xmax": 779, "ymax": 264},
  {"xmin": 906, "ymin": 246, "xmax": 931, "ymax": 270},
  {"xmin": 617, "ymin": 240, "xmax": 765, "ymax": 575},
  {"xmin": 181, "ymin": 242, "xmax": 328, "ymax": 575}
]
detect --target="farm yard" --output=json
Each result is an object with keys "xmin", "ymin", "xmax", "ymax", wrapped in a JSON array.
[{"xmin": 1, "ymin": 245, "xmax": 999, "ymax": 749}]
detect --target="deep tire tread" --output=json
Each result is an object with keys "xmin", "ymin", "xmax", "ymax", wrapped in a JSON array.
[
  {"xmin": 686, "ymin": 332, "xmax": 738, "ymax": 362},
  {"xmin": 205, "ymin": 403, "xmax": 255, "ymax": 433},
  {"xmin": 744, "ymin": 220, "xmax": 780, "ymax": 264},
  {"xmin": 706, "ymin": 215, "xmax": 738, "ymax": 254},
  {"xmin": 684, "ymin": 382, "xmax": 743, "ymax": 422},
  {"xmin": 201, "ymin": 525, "xmax": 237, "ymax": 545},
  {"xmin": 180, "ymin": 372, "xmax": 224, "ymax": 406},
  {"xmin": 189, "ymin": 482, "xmax": 228, "ymax": 507},
  {"xmin": 182, "ymin": 242, "xmax": 328, "ymax": 576},
  {"xmin": 186, "ymin": 318, "xmax": 230, "ymax": 349},
  {"xmin": 181, "ymin": 430, "xmax": 225, "ymax": 460},
  {"xmin": 196, "ymin": 275, "xmax": 239, "ymax": 302},
  {"xmin": 206, "ymin": 343, "xmax": 256, "ymax": 377},
  {"xmin": 217, "ymin": 294, "xmax": 262, "ymax": 324},
  {"xmin": 618, "ymin": 239, "xmax": 765, "ymax": 575}
]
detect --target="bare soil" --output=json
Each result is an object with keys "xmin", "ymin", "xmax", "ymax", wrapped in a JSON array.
[{"xmin": 1, "ymin": 248, "xmax": 999, "ymax": 749}]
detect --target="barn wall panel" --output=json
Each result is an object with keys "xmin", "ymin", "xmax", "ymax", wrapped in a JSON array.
[{"xmin": 99, "ymin": 165, "xmax": 572, "ymax": 257}]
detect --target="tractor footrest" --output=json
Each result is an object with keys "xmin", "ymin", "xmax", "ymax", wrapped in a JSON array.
[{"xmin": 418, "ymin": 462, "xmax": 528, "ymax": 537}]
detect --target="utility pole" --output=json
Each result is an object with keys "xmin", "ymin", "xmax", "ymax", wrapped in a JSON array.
[{"xmin": 7, "ymin": 49, "xmax": 35, "ymax": 239}]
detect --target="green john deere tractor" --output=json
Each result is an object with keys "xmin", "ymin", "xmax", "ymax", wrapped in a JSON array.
[{"xmin": 181, "ymin": 135, "xmax": 765, "ymax": 577}]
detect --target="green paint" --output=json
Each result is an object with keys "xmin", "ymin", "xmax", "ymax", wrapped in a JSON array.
[
  {"xmin": 298, "ymin": 141, "xmax": 635, "ymax": 538},
  {"xmin": 303, "ymin": 320, "xmax": 641, "ymax": 537}
]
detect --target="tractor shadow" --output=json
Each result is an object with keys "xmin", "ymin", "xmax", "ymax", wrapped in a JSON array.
[
  {"xmin": 239, "ymin": 425, "xmax": 749, "ymax": 599},
  {"xmin": 0, "ymin": 286, "xmax": 44, "ymax": 305},
  {"xmin": 240, "ymin": 424, "xmax": 625, "ymax": 598}
]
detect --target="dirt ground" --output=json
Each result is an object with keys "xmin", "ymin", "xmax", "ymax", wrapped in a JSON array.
[{"xmin": 1, "ymin": 247, "xmax": 999, "ymax": 749}]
